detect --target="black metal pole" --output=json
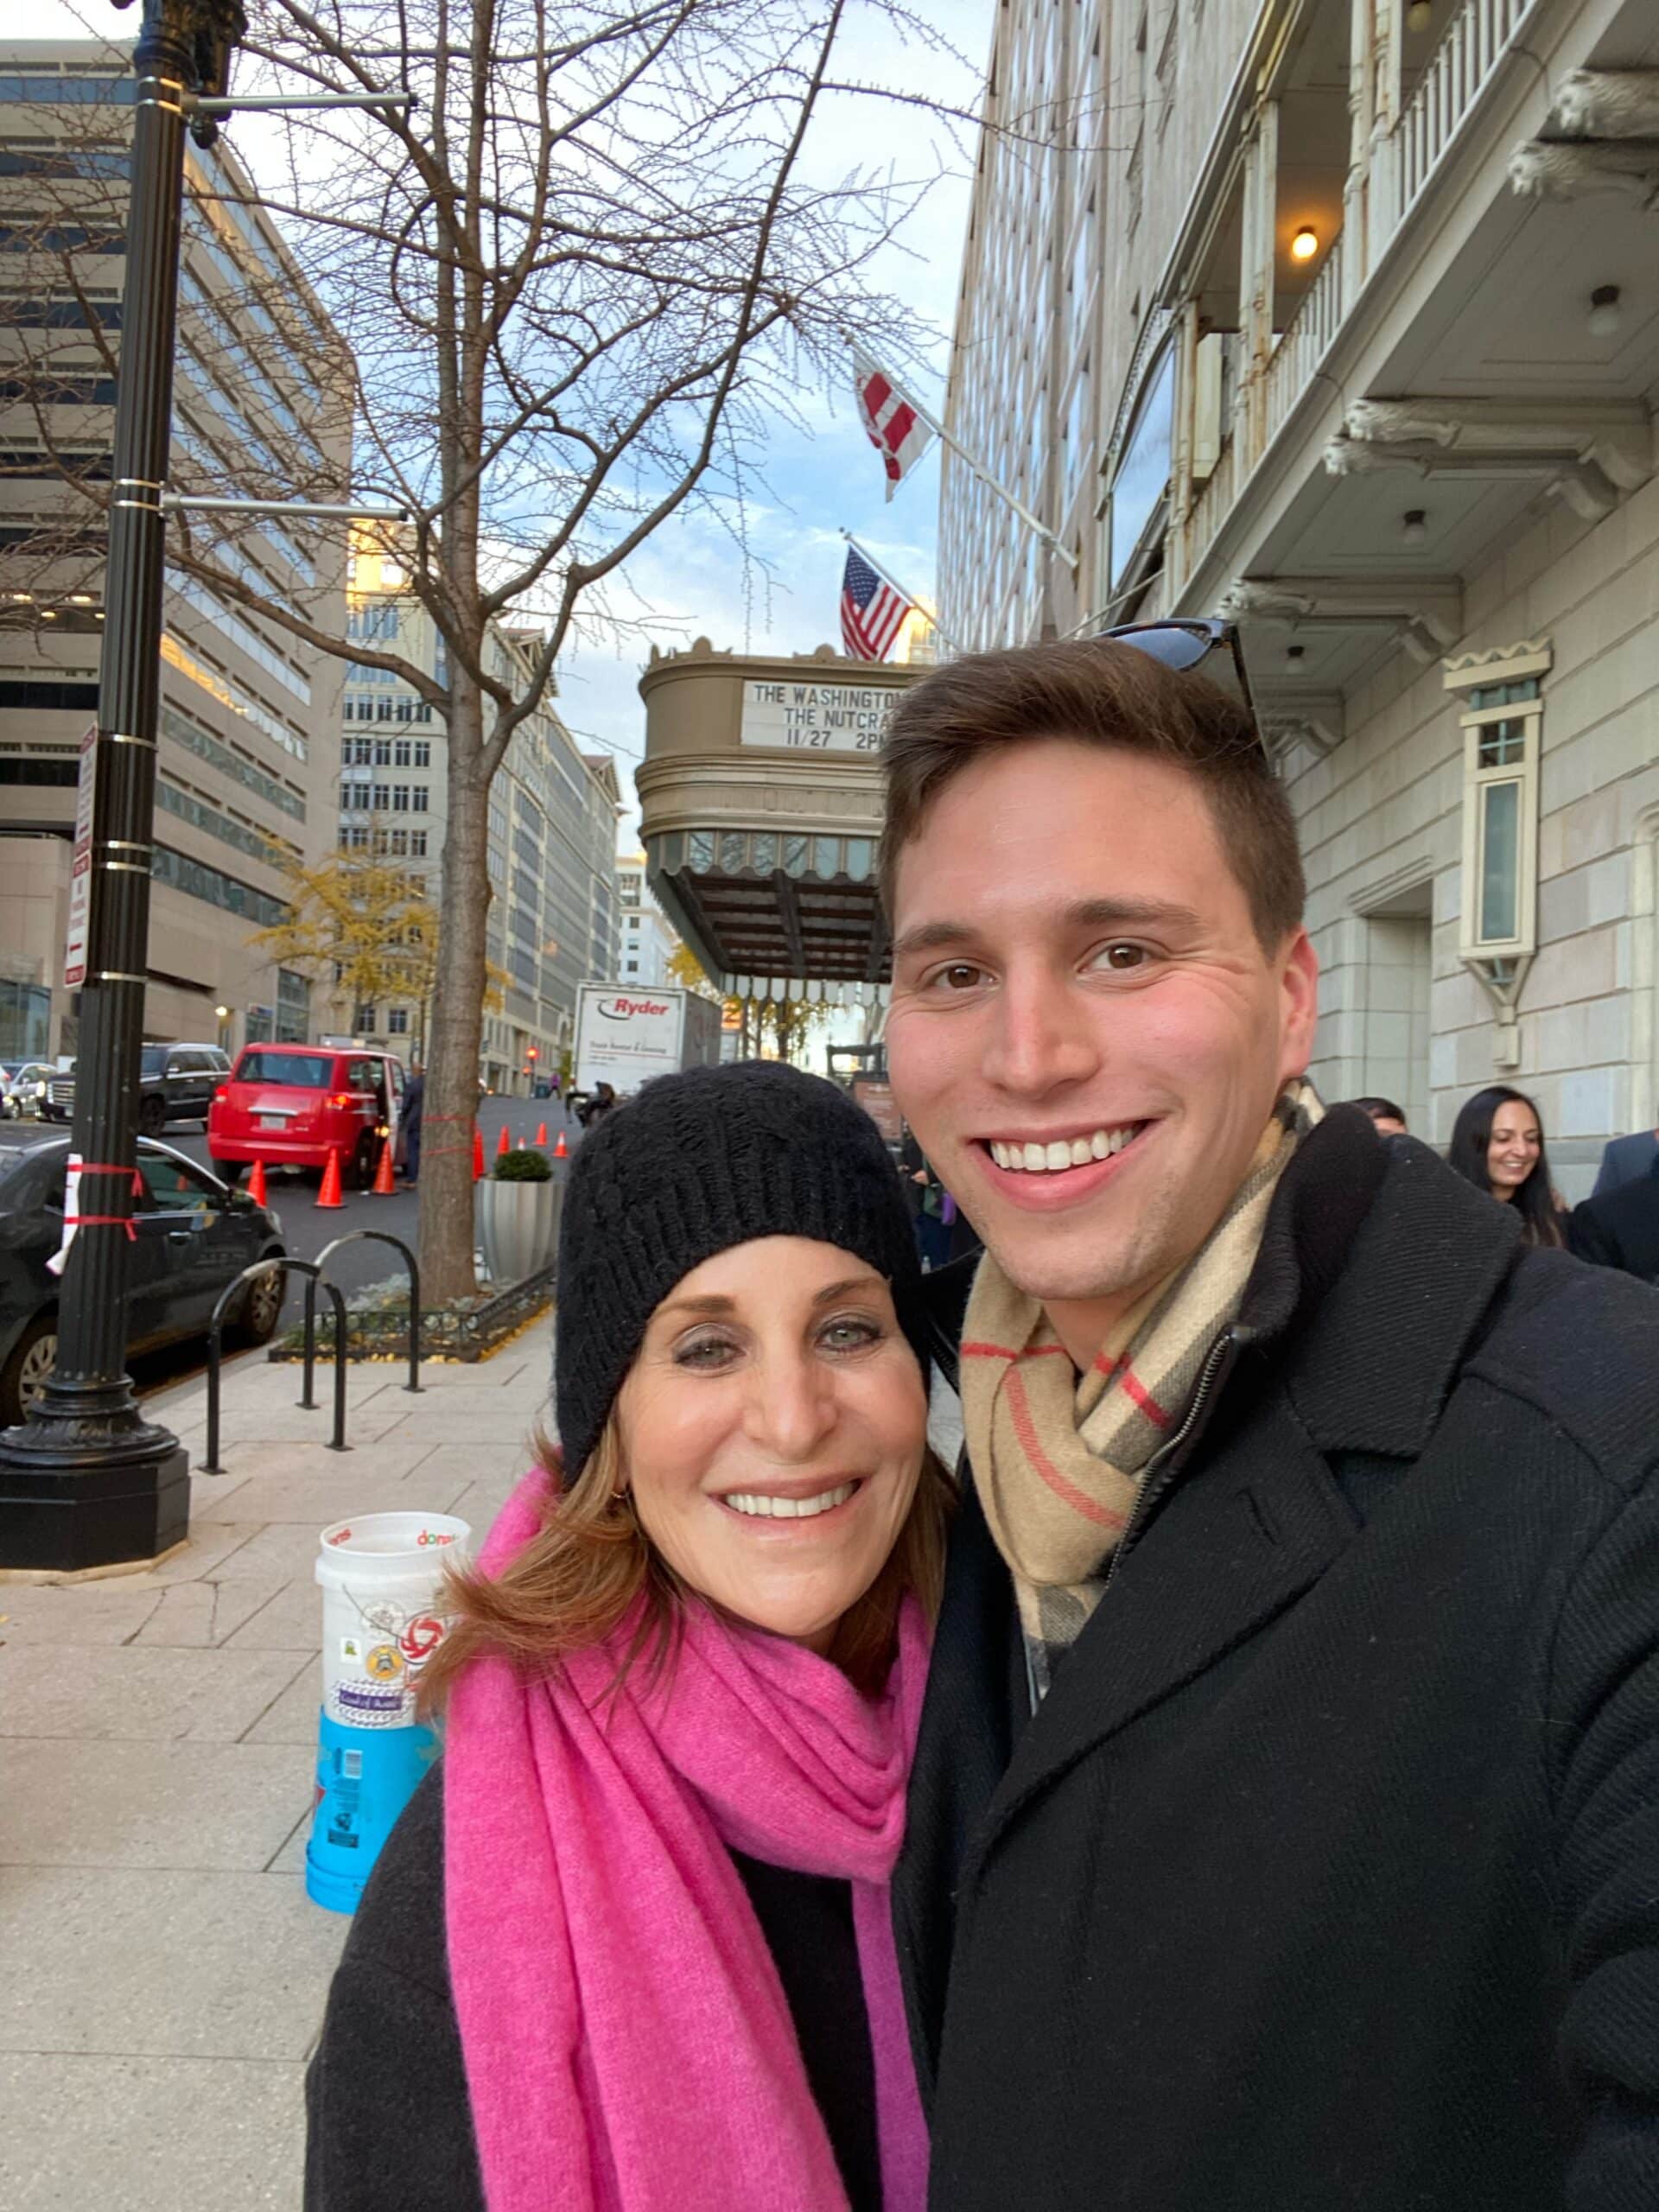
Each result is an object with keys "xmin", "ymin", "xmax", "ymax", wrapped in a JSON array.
[{"xmin": 0, "ymin": 0, "xmax": 246, "ymax": 1572}]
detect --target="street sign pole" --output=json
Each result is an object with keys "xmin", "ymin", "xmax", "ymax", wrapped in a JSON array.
[{"xmin": 0, "ymin": 0, "xmax": 247, "ymax": 1571}]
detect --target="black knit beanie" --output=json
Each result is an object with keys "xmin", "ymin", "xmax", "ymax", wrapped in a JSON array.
[{"xmin": 554, "ymin": 1060, "xmax": 929, "ymax": 1480}]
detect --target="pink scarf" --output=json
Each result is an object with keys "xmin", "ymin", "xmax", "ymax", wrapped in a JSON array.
[{"xmin": 444, "ymin": 1466, "xmax": 931, "ymax": 2212}]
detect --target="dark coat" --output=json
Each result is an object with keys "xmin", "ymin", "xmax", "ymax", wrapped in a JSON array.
[
  {"xmin": 898, "ymin": 1108, "xmax": 1659, "ymax": 2212},
  {"xmin": 306, "ymin": 1767, "xmax": 881, "ymax": 2211},
  {"xmin": 1569, "ymin": 1157, "xmax": 1659, "ymax": 1283}
]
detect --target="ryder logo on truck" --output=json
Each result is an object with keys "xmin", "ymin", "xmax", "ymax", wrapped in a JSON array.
[{"xmin": 594, "ymin": 997, "xmax": 671, "ymax": 1020}]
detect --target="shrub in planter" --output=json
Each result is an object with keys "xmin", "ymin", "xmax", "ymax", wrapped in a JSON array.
[
  {"xmin": 493, "ymin": 1147, "xmax": 553, "ymax": 1182},
  {"xmin": 478, "ymin": 1148, "xmax": 557, "ymax": 1280}
]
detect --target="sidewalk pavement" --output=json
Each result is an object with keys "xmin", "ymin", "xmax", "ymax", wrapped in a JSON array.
[
  {"xmin": 0, "ymin": 1316, "xmax": 555, "ymax": 2212},
  {"xmin": 0, "ymin": 1315, "xmax": 965, "ymax": 2212}
]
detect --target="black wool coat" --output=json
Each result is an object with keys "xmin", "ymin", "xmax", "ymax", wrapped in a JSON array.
[
  {"xmin": 1569, "ymin": 1156, "xmax": 1659, "ymax": 1283},
  {"xmin": 897, "ymin": 1108, "xmax": 1659, "ymax": 2212}
]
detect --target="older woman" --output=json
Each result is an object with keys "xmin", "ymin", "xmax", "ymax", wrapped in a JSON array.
[{"xmin": 305, "ymin": 1062, "xmax": 950, "ymax": 2212}]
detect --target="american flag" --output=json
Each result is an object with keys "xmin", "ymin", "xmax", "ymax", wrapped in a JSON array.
[
  {"xmin": 841, "ymin": 546, "xmax": 912, "ymax": 663},
  {"xmin": 853, "ymin": 348, "xmax": 935, "ymax": 499}
]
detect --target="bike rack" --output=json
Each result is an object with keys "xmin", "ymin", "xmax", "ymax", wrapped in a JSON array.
[
  {"xmin": 201, "ymin": 1258, "xmax": 347, "ymax": 1474},
  {"xmin": 301, "ymin": 1229, "xmax": 423, "ymax": 1406}
]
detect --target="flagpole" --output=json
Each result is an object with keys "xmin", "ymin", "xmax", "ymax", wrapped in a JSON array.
[
  {"xmin": 849, "ymin": 344, "xmax": 1078, "ymax": 575},
  {"xmin": 891, "ymin": 388, "xmax": 1078, "ymax": 577},
  {"xmin": 839, "ymin": 531, "xmax": 965, "ymax": 657}
]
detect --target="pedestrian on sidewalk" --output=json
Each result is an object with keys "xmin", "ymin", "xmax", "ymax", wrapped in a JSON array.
[
  {"xmin": 900, "ymin": 1126, "xmax": 953, "ymax": 1272},
  {"xmin": 1447, "ymin": 1083, "xmax": 1567, "ymax": 1247},
  {"xmin": 398, "ymin": 1061, "xmax": 423, "ymax": 1185},
  {"xmin": 878, "ymin": 635, "xmax": 1659, "ymax": 2212},
  {"xmin": 306, "ymin": 1061, "xmax": 951, "ymax": 2212}
]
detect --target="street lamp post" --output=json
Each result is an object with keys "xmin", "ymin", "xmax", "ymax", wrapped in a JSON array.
[{"xmin": 0, "ymin": 0, "xmax": 246, "ymax": 1571}]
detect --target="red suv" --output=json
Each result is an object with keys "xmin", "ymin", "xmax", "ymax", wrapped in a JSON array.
[{"xmin": 208, "ymin": 1045, "xmax": 407, "ymax": 1188}]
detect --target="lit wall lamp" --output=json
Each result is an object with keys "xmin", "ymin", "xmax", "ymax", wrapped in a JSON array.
[
  {"xmin": 1291, "ymin": 226, "xmax": 1319, "ymax": 263},
  {"xmin": 1406, "ymin": 2, "xmax": 1433, "ymax": 33},
  {"xmin": 1587, "ymin": 284, "xmax": 1622, "ymax": 338},
  {"xmin": 1402, "ymin": 510, "xmax": 1428, "ymax": 545}
]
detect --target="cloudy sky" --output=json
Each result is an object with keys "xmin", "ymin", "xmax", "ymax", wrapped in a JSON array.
[{"xmin": 31, "ymin": 0, "xmax": 996, "ymax": 840}]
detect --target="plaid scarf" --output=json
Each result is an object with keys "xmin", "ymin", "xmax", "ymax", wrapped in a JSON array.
[{"xmin": 960, "ymin": 1082, "xmax": 1323, "ymax": 1699}]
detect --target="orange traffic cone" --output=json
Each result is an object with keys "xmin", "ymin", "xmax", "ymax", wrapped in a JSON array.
[
  {"xmin": 372, "ymin": 1136, "xmax": 396, "ymax": 1195},
  {"xmin": 535, "ymin": 1122, "xmax": 548, "ymax": 1147},
  {"xmin": 554, "ymin": 1128, "xmax": 568, "ymax": 1159},
  {"xmin": 316, "ymin": 1148, "xmax": 345, "ymax": 1209},
  {"xmin": 472, "ymin": 1124, "xmax": 485, "ymax": 1179},
  {"xmin": 246, "ymin": 1159, "xmax": 268, "ymax": 1206},
  {"xmin": 496, "ymin": 1122, "xmax": 511, "ymax": 1158}
]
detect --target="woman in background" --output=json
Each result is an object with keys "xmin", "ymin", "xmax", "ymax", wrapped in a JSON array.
[{"xmin": 1446, "ymin": 1084, "xmax": 1566, "ymax": 1249}]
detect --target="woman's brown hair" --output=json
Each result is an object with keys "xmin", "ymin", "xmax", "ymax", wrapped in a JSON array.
[{"xmin": 416, "ymin": 1414, "xmax": 954, "ymax": 1711}]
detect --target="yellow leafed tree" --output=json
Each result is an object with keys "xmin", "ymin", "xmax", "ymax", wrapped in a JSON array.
[
  {"xmin": 665, "ymin": 942, "xmax": 830, "ymax": 1067},
  {"xmin": 251, "ymin": 839, "xmax": 503, "ymax": 1046}
]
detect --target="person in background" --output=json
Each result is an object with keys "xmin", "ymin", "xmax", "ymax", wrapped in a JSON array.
[
  {"xmin": 1592, "ymin": 1115, "xmax": 1659, "ymax": 1196},
  {"xmin": 901, "ymin": 1127, "xmax": 954, "ymax": 1273},
  {"xmin": 577, "ymin": 1078, "xmax": 617, "ymax": 1129},
  {"xmin": 1569, "ymin": 1153, "xmax": 1659, "ymax": 1284},
  {"xmin": 306, "ymin": 1063, "xmax": 950, "ymax": 2212},
  {"xmin": 1351, "ymin": 1095, "xmax": 1407, "ymax": 1135},
  {"xmin": 1446, "ymin": 1084, "xmax": 1566, "ymax": 1248},
  {"xmin": 399, "ymin": 1061, "xmax": 423, "ymax": 1185}
]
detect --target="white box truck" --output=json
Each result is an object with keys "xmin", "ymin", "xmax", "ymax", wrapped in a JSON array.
[{"xmin": 573, "ymin": 983, "xmax": 722, "ymax": 1096}]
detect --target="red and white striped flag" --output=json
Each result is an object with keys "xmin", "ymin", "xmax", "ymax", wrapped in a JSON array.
[
  {"xmin": 840, "ymin": 546, "xmax": 912, "ymax": 663},
  {"xmin": 853, "ymin": 348, "xmax": 935, "ymax": 501}
]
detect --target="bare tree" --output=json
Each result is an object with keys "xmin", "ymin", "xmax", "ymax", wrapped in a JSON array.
[{"xmin": 166, "ymin": 0, "xmax": 954, "ymax": 1301}]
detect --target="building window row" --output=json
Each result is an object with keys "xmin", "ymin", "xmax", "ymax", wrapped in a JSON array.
[
  {"xmin": 337, "ymin": 823, "xmax": 431, "ymax": 855},
  {"xmin": 161, "ymin": 704, "xmax": 306, "ymax": 821},
  {"xmin": 156, "ymin": 775, "xmax": 292, "ymax": 864},
  {"xmin": 340, "ymin": 779, "xmax": 429, "ymax": 813},
  {"xmin": 343, "ymin": 735, "xmax": 430, "ymax": 767},
  {"xmin": 150, "ymin": 842, "xmax": 287, "ymax": 925},
  {"xmin": 346, "ymin": 696, "xmax": 434, "ymax": 724}
]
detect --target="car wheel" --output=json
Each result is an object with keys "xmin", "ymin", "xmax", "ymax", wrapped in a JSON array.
[
  {"xmin": 231, "ymin": 1259, "xmax": 285, "ymax": 1349},
  {"xmin": 217, "ymin": 1159, "xmax": 244, "ymax": 1186},
  {"xmin": 1, "ymin": 1314, "xmax": 58, "ymax": 1428},
  {"xmin": 138, "ymin": 1095, "xmax": 165, "ymax": 1136}
]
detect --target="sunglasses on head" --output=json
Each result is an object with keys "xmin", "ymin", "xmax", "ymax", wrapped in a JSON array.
[{"xmin": 1096, "ymin": 617, "xmax": 1266, "ymax": 756}]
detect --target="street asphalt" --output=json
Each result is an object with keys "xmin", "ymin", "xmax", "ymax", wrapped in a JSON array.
[{"xmin": 0, "ymin": 1091, "xmax": 583, "ymax": 1399}]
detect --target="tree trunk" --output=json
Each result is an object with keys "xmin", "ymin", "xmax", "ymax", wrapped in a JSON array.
[{"xmin": 418, "ymin": 665, "xmax": 491, "ymax": 1306}]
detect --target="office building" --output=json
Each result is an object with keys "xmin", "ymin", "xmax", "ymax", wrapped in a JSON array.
[
  {"xmin": 340, "ymin": 543, "xmax": 622, "ymax": 1090},
  {"xmin": 941, "ymin": 0, "xmax": 1657, "ymax": 1191},
  {"xmin": 615, "ymin": 849, "xmax": 681, "ymax": 987},
  {"xmin": 0, "ymin": 41, "xmax": 349, "ymax": 1061}
]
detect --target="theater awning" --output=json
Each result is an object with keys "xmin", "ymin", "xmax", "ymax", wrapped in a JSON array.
[{"xmin": 635, "ymin": 639, "xmax": 923, "ymax": 1002}]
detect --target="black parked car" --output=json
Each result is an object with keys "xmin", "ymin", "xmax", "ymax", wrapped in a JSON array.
[
  {"xmin": 0, "ymin": 1136, "xmax": 287, "ymax": 1427},
  {"xmin": 42, "ymin": 1042, "xmax": 232, "ymax": 1132}
]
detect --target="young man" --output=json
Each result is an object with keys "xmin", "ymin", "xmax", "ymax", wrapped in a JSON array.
[{"xmin": 881, "ymin": 638, "xmax": 1659, "ymax": 2212}]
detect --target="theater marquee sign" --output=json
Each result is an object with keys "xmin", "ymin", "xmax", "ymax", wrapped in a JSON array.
[{"xmin": 739, "ymin": 677, "xmax": 893, "ymax": 753}]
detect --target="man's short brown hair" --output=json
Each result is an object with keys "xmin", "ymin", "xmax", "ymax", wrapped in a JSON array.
[{"xmin": 879, "ymin": 639, "xmax": 1306, "ymax": 952}]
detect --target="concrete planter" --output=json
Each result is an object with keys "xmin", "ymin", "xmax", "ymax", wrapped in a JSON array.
[{"xmin": 476, "ymin": 1176, "xmax": 557, "ymax": 1284}]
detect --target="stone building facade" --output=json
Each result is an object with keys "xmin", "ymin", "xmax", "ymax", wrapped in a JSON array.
[{"xmin": 940, "ymin": 0, "xmax": 1656, "ymax": 1192}]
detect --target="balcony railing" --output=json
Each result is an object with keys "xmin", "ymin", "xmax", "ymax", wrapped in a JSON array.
[
  {"xmin": 1396, "ymin": 0, "xmax": 1530, "ymax": 207},
  {"xmin": 1263, "ymin": 232, "xmax": 1345, "ymax": 450},
  {"xmin": 1176, "ymin": 0, "xmax": 1531, "ymax": 594}
]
